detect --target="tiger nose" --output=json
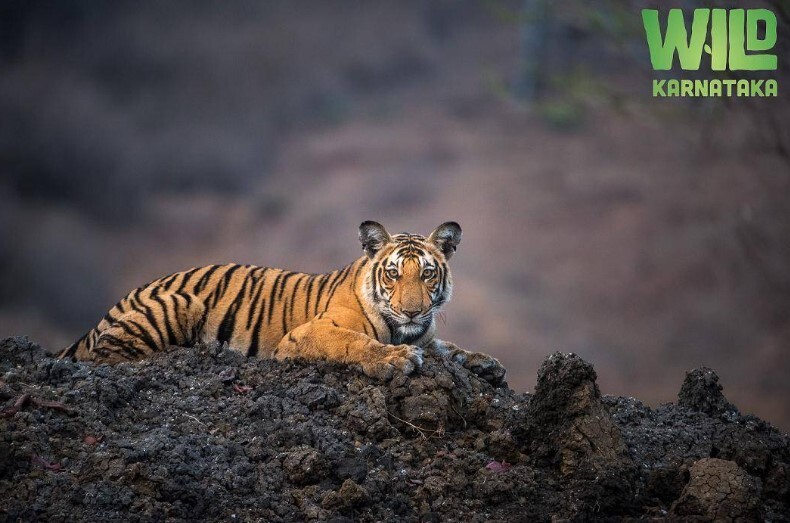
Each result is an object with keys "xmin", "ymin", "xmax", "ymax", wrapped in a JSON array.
[{"xmin": 402, "ymin": 308, "xmax": 421, "ymax": 319}]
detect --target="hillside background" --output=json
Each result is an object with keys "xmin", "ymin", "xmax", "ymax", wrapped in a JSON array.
[{"xmin": 1, "ymin": 1, "xmax": 788, "ymax": 429}]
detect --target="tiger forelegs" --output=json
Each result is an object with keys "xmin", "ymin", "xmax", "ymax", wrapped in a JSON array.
[
  {"xmin": 427, "ymin": 339, "xmax": 506, "ymax": 385},
  {"xmin": 275, "ymin": 319, "xmax": 423, "ymax": 381}
]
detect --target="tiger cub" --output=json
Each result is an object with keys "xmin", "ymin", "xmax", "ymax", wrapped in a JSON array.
[{"xmin": 59, "ymin": 221, "xmax": 505, "ymax": 383}]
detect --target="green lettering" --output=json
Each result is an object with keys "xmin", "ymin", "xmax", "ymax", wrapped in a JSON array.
[
  {"xmin": 729, "ymin": 9, "xmax": 777, "ymax": 70},
  {"xmin": 695, "ymin": 80, "xmax": 708, "ymax": 97},
  {"xmin": 680, "ymin": 80, "xmax": 693, "ymax": 96},
  {"xmin": 667, "ymin": 80, "xmax": 680, "ymax": 96},
  {"xmin": 765, "ymin": 80, "xmax": 778, "ymax": 96},
  {"xmin": 709, "ymin": 9, "xmax": 728, "ymax": 71},
  {"xmin": 653, "ymin": 79, "xmax": 667, "ymax": 96},
  {"xmin": 751, "ymin": 80, "xmax": 764, "ymax": 96},
  {"xmin": 642, "ymin": 9, "xmax": 710, "ymax": 70},
  {"xmin": 709, "ymin": 80, "xmax": 722, "ymax": 96}
]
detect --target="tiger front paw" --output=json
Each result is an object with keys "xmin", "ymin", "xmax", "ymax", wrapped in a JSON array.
[
  {"xmin": 361, "ymin": 344, "xmax": 423, "ymax": 381},
  {"xmin": 453, "ymin": 351, "xmax": 506, "ymax": 386}
]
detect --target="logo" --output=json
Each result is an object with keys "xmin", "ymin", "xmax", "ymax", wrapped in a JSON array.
[{"xmin": 642, "ymin": 9, "xmax": 778, "ymax": 97}]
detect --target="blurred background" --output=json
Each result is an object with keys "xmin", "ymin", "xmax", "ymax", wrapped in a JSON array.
[{"xmin": 1, "ymin": 1, "xmax": 788, "ymax": 429}]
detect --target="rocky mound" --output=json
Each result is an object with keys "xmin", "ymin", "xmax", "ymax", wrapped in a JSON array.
[{"xmin": 1, "ymin": 336, "xmax": 788, "ymax": 521}]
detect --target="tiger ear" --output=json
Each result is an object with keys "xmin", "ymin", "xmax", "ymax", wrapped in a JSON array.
[
  {"xmin": 428, "ymin": 222, "xmax": 462, "ymax": 260},
  {"xmin": 359, "ymin": 221, "xmax": 392, "ymax": 258}
]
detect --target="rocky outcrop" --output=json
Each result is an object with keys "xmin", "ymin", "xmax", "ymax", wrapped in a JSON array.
[
  {"xmin": 1, "ymin": 336, "xmax": 788, "ymax": 521},
  {"xmin": 678, "ymin": 366, "xmax": 737, "ymax": 416}
]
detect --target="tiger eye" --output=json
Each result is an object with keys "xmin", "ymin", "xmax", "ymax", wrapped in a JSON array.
[
  {"xmin": 422, "ymin": 269, "xmax": 435, "ymax": 280},
  {"xmin": 386, "ymin": 269, "xmax": 399, "ymax": 279}
]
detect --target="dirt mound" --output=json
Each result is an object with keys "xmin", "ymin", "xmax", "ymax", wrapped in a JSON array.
[{"xmin": 1, "ymin": 336, "xmax": 788, "ymax": 521}]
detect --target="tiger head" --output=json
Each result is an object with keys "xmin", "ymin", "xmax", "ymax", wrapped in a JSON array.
[{"xmin": 359, "ymin": 220, "xmax": 461, "ymax": 344}]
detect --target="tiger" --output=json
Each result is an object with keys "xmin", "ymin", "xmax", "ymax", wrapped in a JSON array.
[{"xmin": 58, "ymin": 221, "xmax": 505, "ymax": 383}]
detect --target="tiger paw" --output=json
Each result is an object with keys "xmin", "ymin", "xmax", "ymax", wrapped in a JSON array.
[
  {"xmin": 362, "ymin": 345, "xmax": 423, "ymax": 381},
  {"xmin": 453, "ymin": 351, "xmax": 506, "ymax": 386}
]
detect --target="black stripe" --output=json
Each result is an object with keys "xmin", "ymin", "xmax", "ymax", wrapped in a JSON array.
[
  {"xmin": 370, "ymin": 261, "xmax": 380, "ymax": 297},
  {"xmin": 171, "ymin": 294, "xmax": 188, "ymax": 344},
  {"xmin": 140, "ymin": 305, "xmax": 167, "ymax": 348},
  {"xmin": 196, "ymin": 305, "xmax": 208, "ymax": 341},
  {"xmin": 59, "ymin": 343, "xmax": 77, "ymax": 359},
  {"xmin": 289, "ymin": 274, "xmax": 306, "ymax": 324},
  {"xmin": 247, "ymin": 291, "xmax": 269, "ymax": 357},
  {"xmin": 247, "ymin": 309, "xmax": 263, "ymax": 356},
  {"xmin": 270, "ymin": 272, "xmax": 298, "ymax": 330},
  {"xmin": 161, "ymin": 273, "xmax": 180, "ymax": 292},
  {"xmin": 100, "ymin": 334, "xmax": 143, "ymax": 358},
  {"xmin": 128, "ymin": 297, "xmax": 147, "ymax": 315},
  {"xmin": 119, "ymin": 319, "xmax": 159, "ymax": 352},
  {"xmin": 152, "ymin": 295, "xmax": 178, "ymax": 346},
  {"xmin": 194, "ymin": 265, "xmax": 224, "ymax": 294},
  {"xmin": 276, "ymin": 271, "xmax": 299, "ymax": 301},
  {"xmin": 217, "ymin": 273, "xmax": 250, "ymax": 345},
  {"xmin": 175, "ymin": 267, "xmax": 203, "ymax": 293},
  {"xmin": 114, "ymin": 320, "xmax": 140, "ymax": 340},
  {"xmin": 246, "ymin": 268, "xmax": 269, "ymax": 330},
  {"xmin": 247, "ymin": 268, "xmax": 263, "ymax": 298},
  {"xmin": 182, "ymin": 293, "xmax": 197, "ymax": 334},
  {"xmin": 352, "ymin": 259, "xmax": 366, "ymax": 283},
  {"xmin": 323, "ymin": 269, "xmax": 347, "ymax": 307},
  {"xmin": 281, "ymin": 296, "xmax": 289, "ymax": 334},
  {"xmin": 303, "ymin": 275, "xmax": 317, "ymax": 319},
  {"xmin": 127, "ymin": 288, "xmax": 147, "ymax": 313},
  {"xmin": 209, "ymin": 264, "xmax": 242, "ymax": 307},
  {"xmin": 370, "ymin": 262, "xmax": 384, "ymax": 299},
  {"xmin": 207, "ymin": 266, "xmax": 230, "ymax": 306},
  {"xmin": 61, "ymin": 330, "xmax": 89, "ymax": 358},
  {"xmin": 265, "ymin": 272, "xmax": 285, "ymax": 325},
  {"xmin": 438, "ymin": 262, "xmax": 448, "ymax": 296},
  {"xmin": 313, "ymin": 274, "xmax": 331, "ymax": 316},
  {"xmin": 324, "ymin": 264, "xmax": 352, "ymax": 309},
  {"xmin": 352, "ymin": 291, "xmax": 380, "ymax": 341}
]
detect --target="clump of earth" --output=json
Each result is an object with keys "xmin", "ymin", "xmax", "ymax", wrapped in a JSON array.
[{"xmin": 1, "ymin": 336, "xmax": 788, "ymax": 521}]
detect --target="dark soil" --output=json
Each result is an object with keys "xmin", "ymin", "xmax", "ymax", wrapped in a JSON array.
[{"xmin": 1, "ymin": 336, "xmax": 788, "ymax": 522}]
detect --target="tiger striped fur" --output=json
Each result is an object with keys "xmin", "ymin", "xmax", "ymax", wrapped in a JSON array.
[{"xmin": 58, "ymin": 221, "xmax": 505, "ymax": 382}]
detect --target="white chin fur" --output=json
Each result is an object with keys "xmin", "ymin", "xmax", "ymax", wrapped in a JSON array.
[
  {"xmin": 395, "ymin": 322, "xmax": 428, "ymax": 341},
  {"xmin": 397, "ymin": 321, "xmax": 426, "ymax": 332}
]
